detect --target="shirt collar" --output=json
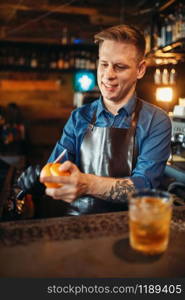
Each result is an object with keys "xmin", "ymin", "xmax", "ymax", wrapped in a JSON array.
[
  {"xmin": 96, "ymin": 94, "xmax": 137, "ymax": 118},
  {"xmin": 121, "ymin": 93, "xmax": 137, "ymax": 116}
]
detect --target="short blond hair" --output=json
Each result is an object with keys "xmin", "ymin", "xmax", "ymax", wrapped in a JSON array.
[{"xmin": 94, "ymin": 24, "xmax": 146, "ymax": 61}]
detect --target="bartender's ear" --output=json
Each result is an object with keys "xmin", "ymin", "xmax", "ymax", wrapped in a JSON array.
[{"xmin": 137, "ymin": 59, "xmax": 147, "ymax": 79}]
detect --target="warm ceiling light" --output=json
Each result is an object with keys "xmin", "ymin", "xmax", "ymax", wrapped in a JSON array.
[{"xmin": 156, "ymin": 87, "xmax": 173, "ymax": 102}]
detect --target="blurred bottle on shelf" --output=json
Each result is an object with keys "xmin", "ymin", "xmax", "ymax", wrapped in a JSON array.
[
  {"xmin": 85, "ymin": 52, "xmax": 91, "ymax": 69},
  {"xmin": 61, "ymin": 27, "xmax": 68, "ymax": 45},
  {"xmin": 74, "ymin": 51, "xmax": 81, "ymax": 69},
  {"xmin": 80, "ymin": 51, "xmax": 86, "ymax": 69},
  {"xmin": 30, "ymin": 52, "xmax": 38, "ymax": 68},
  {"xmin": 58, "ymin": 52, "xmax": 64, "ymax": 69},
  {"xmin": 64, "ymin": 53, "xmax": 70, "ymax": 69},
  {"xmin": 90, "ymin": 53, "xmax": 97, "ymax": 70},
  {"xmin": 154, "ymin": 3, "xmax": 185, "ymax": 49},
  {"xmin": 0, "ymin": 39, "xmax": 98, "ymax": 72},
  {"xmin": 154, "ymin": 68, "xmax": 162, "ymax": 84},
  {"xmin": 160, "ymin": 19, "xmax": 166, "ymax": 47},
  {"xmin": 175, "ymin": 3, "xmax": 185, "ymax": 40},
  {"xmin": 18, "ymin": 54, "xmax": 26, "ymax": 66},
  {"xmin": 165, "ymin": 17, "xmax": 173, "ymax": 45},
  {"xmin": 162, "ymin": 68, "xmax": 169, "ymax": 85},
  {"xmin": 39, "ymin": 52, "xmax": 48, "ymax": 69},
  {"xmin": 69, "ymin": 51, "xmax": 75, "ymax": 68},
  {"xmin": 50, "ymin": 52, "xmax": 58, "ymax": 69},
  {"xmin": 169, "ymin": 68, "xmax": 176, "ymax": 84}
]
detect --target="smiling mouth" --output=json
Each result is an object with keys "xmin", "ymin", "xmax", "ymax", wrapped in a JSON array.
[{"xmin": 102, "ymin": 82, "xmax": 118, "ymax": 90}]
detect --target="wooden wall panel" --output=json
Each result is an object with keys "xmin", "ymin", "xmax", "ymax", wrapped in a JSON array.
[
  {"xmin": 0, "ymin": 80, "xmax": 60, "ymax": 91},
  {"xmin": 0, "ymin": 72, "xmax": 74, "ymax": 150},
  {"xmin": 0, "ymin": 73, "xmax": 74, "ymax": 121}
]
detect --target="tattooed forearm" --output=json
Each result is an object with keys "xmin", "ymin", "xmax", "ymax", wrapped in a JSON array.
[
  {"xmin": 100, "ymin": 179, "xmax": 135, "ymax": 203},
  {"xmin": 85, "ymin": 174, "xmax": 136, "ymax": 203}
]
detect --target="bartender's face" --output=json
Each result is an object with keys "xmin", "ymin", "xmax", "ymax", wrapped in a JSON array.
[{"xmin": 97, "ymin": 40, "xmax": 146, "ymax": 104}]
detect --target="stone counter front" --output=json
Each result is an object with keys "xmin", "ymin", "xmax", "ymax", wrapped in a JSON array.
[
  {"xmin": 0, "ymin": 209, "xmax": 185, "ymax": 278},
  {"xmin": 0, "ymin": 212, "xmax": 128, "ymax": 247}
]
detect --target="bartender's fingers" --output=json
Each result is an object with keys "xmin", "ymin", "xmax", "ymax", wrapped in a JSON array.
[
  {"xmin": 40, "ymin": 175, "xmax": 73, "ymax": 185},
  {"xmin": 58, "ymin": 161, "xmax": 79, "ymax": 173},
  {"xmin": 45, "ymin": 186, "xmax": 77, "ymax": 203}
]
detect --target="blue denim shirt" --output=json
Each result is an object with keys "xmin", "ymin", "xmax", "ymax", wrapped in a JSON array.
[{"xmin": 48, "ymin": 95, "xmax": 172, "ymax": 189}]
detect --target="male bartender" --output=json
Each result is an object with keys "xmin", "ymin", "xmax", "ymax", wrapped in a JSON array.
[{"xmin": 18, "ymin": 24, "xmax": 172, "ymax": 215}]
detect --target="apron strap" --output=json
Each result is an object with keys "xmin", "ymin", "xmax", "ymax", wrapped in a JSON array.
[
  {"xmin": 131, "ymin": 97, "xmax": 142, "ymax": 127},
  {"xmin": 88, "ymin": 109, "xmax": 97, "ymax": 130},
  {"xmin": 130, "ymin": 98, "xmax": 142, "ymax": 170}
]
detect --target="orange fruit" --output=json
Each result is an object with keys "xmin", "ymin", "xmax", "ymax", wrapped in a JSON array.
[
  {"xmin": 50, "ymin": 163, "xmax": 70, "ymax": 177},
  {"xmin": 40, "ymin": 163, "xmax": 70, "ymax": 188}
]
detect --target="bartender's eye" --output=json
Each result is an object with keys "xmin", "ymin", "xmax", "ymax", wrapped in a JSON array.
[
  {"xmin": 115, "ymin": 64, "xmax": 125, "ymax": 70},
  {"xmin": 100, "ymin": 62, "xmax": 108, "ymax": 67}
]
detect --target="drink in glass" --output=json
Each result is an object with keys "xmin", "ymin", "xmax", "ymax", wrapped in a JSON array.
[{"xmin": 129, "ymin": 189, "xmax": 173, "ymax": 255}]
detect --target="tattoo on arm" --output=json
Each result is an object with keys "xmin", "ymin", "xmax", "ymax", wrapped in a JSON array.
[{"xmin": 101, "ymin": 179, "xmax": 135, "ymax": 203}]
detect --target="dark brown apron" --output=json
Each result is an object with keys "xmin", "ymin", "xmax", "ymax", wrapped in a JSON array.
[{"xmin": 63, "ymin": 98, "xmax": 142, "ymax": 215}]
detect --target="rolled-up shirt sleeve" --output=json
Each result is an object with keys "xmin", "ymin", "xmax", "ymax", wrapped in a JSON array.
[{"xmin": 131, "ymin": 110, "xmax": 172, "ymax": 189}]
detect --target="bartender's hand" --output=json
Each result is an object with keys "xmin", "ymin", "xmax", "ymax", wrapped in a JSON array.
[
  {"xmin": 40, "ymin": 161, "xmax": 135, "ymax": 204},
  {"xmin": 40, "ymin": 161, "xmax": 88, "ymax": 203},
  {"xmin": 17, "ymin": 165, "xmax": 45, "ymax": 199}
]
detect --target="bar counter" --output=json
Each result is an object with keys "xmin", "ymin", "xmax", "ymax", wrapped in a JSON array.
[{"xmin": 0, "ymin": 206, "xmax": 185, "ymax": 278}]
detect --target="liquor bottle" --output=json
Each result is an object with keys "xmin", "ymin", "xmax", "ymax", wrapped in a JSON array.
[
  {"xmin": 85, "ymin": 51, "xmax": 91, "ymax": 69},
  {"xmin": 69, "ymin": 51, "xmax": 75, "ymax": 68},
  {"xmin": 154, "ymin": 68, "xmax": 162, "ymax": 85},
  {"xmin": 172, "ymin": 12, "xmax": 177, "ymax": 42},
  {"xmin": 30, "ymin": 52, "xmax": 38, "ymax": 68},
  {"xmin": 160, "ymin": 20, "xmax": 166, "ymax": 47},
  {"xmin": 18, "ymin": 55, "xmax": 26, "ymax": 66},
  {"xmin": 18, "ymin": 48, "xmax": 26, "ymax": 66},
  {"xmin": 169, "ymin": 68, "xmax": 176, "ymax": 84},
  {"xmin": 91, "ymin": 53, "xmax": 97, "ymax": 70},
  {"xmin": 74, "ymin": 51, "xmax": 81, "ymax": 69},
  {"xmin": 165, "ymin": 17, "xmax": 173, "ymax": 45},
  {"xmin": 39, "ymin": 52, "xmax": 48, "ymax": 69},
  {"xmin": 58, "ymin": 52, "xmax": 64, "ymax": 69},
  {"xmin": 162, "ymin": 68, "xmax": 169, "ymax": 85},
  {"xmin": 50, "ymin": 52, "xmax": 57, "ymax": 69},
  {"xmin": 80, "ymin": 51, "xmax": 86, "ymax": 69},
  {"xmin": 176, "ymin": 3, "xmax": 184, "ymax": 40},
  {"xmin": 61, "ymin": 27, "xmax": 68, "ymax": 45}
]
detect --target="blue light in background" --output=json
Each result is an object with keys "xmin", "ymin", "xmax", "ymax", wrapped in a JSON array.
[
  {"xmin": 74, "ymin": 71, "xmax": 96, "ymax": 92},
  {"xmin": 73, "ymin": 38, "xmax": 83, "ymax": 44}
]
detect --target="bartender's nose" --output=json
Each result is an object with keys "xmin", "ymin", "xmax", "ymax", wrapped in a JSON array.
[{"xmin": 104, "ymin": 65, "xmax": 116, "ymax": 80}]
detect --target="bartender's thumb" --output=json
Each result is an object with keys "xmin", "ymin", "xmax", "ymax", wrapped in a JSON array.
[{"xmin": 59, "ymin": 160, "xmax": 79, "ymax": 173}]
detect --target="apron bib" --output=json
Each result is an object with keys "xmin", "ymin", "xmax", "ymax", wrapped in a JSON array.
[{"xmin": 64, "ymin": 98, "xmax": 142, "ymax": 215}]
